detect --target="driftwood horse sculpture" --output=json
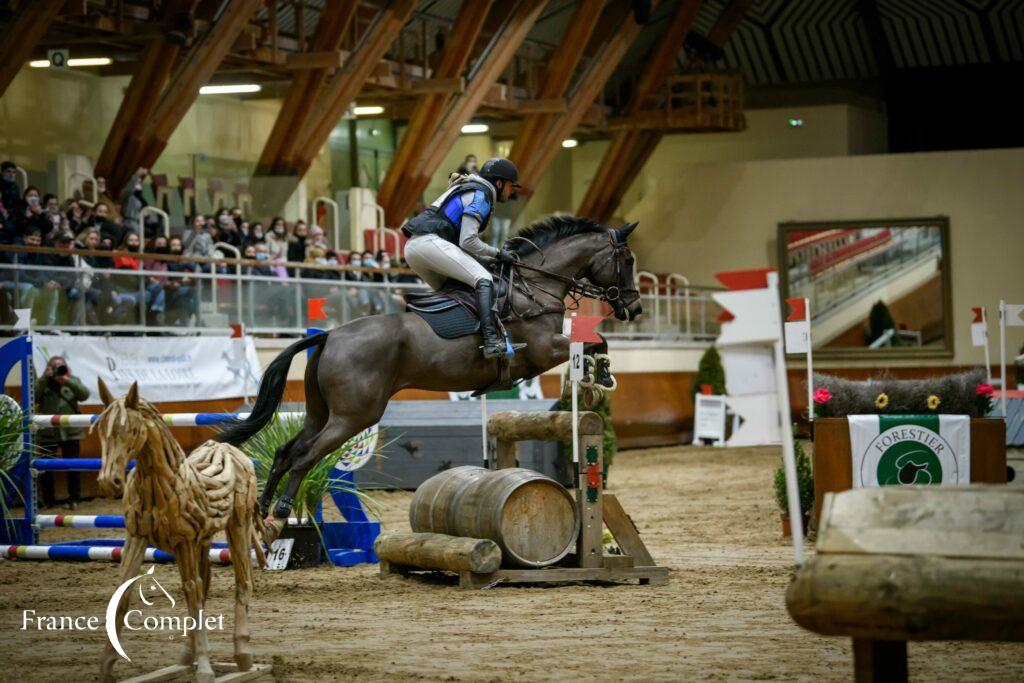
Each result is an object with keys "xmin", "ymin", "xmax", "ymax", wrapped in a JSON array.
[
  {"xmin": 96, "ymin": 379, "xmax": 265, "ymax": 683},
  {"xmin": 217, "ymin": 216, "xmax": 642, "ymax": 539}
]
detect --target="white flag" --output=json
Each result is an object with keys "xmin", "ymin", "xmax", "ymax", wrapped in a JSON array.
[
  {"xmin": 12, "ymin": 308, "xmax": 31, "ymax": 331},
  {"xmin": 1004, "ymin": 303, "xmax": 1024, "ymax": 327},
  {"xmin": 784, "ymin": 320, "xmax": 809, "ymax": 354},
  {"xmin": 970, "ymin": 322, "xmax": 988, "ymax": 347}
]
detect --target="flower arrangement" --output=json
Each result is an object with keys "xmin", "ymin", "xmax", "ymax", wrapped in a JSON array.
[{"xmin": 811, "ymin": 369, "xmax": 992, "ymax": 417}]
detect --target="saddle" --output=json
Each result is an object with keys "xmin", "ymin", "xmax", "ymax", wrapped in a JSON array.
[{"xmin": 405, "ymin": 274, "xmax": 512, "ymax": 340}]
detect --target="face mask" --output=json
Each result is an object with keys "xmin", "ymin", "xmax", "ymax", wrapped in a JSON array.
[
  {"xmin": 274, "ymin": 226, "xmax": 285, "ymax": 235},
  {"xmin": 47, "ymin": 204, "xmax": 59, "ymax": 214},
  {"xmin": 326, "ymin": 258, "xmax": 338, "ymax": 266},
  {"xmin": 27, "ymin": 196, "xmax": 39, "ymax": 206},
  {"xmin": 255, "ymin": 252, "xmax": 268, "ymax": 261},
  {"xmin": 218, "ymin": 215, "xmax": 232, "ymax": 226},
  {"xmin": 253, "ymin": 230, "xmax": 263, "ymax": 239},
  {"xmin": 315, "ymin": 257, "xmax": 327, "ymax": 265},
  {"xmin": 350, "ymin": 259, "xmax": 362, "ymax": 267},
  {"xmin": 381, "ymin": 259, "xmax": 391, "ymax": 268}
]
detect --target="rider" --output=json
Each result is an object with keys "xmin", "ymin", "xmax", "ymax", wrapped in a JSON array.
[{"xmin": 402, "ymin": 157, "xmax": 520, "ymax": 358}]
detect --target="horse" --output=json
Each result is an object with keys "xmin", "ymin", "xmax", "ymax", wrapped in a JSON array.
[
  {"xmin": 216, "ymin": 215, "xmax": 642, "ymax": 540},
  {"xmin": 95, "ymin": 379, "xmax": 265, "ymax": 683}
]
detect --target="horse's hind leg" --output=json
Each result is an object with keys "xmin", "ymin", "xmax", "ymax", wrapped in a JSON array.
[{"xmin": 260, "ymin": 414, "xmax": 325, "ymax": 518}]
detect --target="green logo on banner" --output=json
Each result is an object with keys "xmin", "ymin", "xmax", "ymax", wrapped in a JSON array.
[{"xmin": 876, "ymin": 440, "xmax": 943, "ymax": 485}]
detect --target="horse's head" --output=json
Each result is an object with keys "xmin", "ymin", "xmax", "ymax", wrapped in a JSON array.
[
  {"xmin": 95, "ymin": 379, "xmax": 149, "ymax": 498},
  {"xmin": 589, "ymin": 222, "xmax": 642, "ymax": 321}
]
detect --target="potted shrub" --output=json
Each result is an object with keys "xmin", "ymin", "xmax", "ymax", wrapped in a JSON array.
[
  {"xmin": 0, "ymin": 396, "xmax": 26, "ymax": 540},
  {"xmin": 773, "ymin": 435, "xmax": 814, "ymax": 537},
  {"xmin": 236, "ymin": 414, "xmax": 378, "ymax": 569}
]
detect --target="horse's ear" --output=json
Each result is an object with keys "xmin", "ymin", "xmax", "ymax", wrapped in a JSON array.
[
  {"xmin": 125, "ymin": 381, "xmax": 139, "ymax": 410},
  {"xmin": 613, "ymin": 221, "xmax": 638, "ymax": 244},
  {"xmin": 97, "ymin": 377, "xmax": 114, "ymax": 406}
]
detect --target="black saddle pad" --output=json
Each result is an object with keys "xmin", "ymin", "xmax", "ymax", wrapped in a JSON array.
[
  {"xmin": 405, "ymin": 278, "xmax": 508, "ymax": 317},
  {"xmin": 410, "ymin": 302, "xmax": 480, "ymax": 339}
]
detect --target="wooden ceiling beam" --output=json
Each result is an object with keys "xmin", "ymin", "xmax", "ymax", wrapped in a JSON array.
[
  {"xmin": 255, "ymin": 0, "xmax": 359, "ymax": 177},
  {"xmin": 112, "ymin": 0, "xmax": 263, "ymax": 186},
  {"xmin": 509, "ymin": 0, "xmax": 603, "ymax": 188},
  {"xmin": 0, "ymin": 0, "xmax": 64, "ymax": 98},
  {"xmin": 388, "ymin": 0, "xmax": 549, "ymax": 224},
  {"xmin": 518, "ymin": 1, "xmax": 650, "ymax": 194},
  {"xmin": 577, "ymin": 0, "xmax": 704, "ymax": 221},
  {"xmin": 377, "ymin": 0, "xmax": 495, "ymax": 224},
  {"xmin": 289, "ymin": 0, "xmax": 419, "ymax": 176}
]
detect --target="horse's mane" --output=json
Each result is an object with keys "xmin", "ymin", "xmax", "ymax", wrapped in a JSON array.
[{"xmin": 506, "ymin": 215, "xmax": 608, "ymax": 256}]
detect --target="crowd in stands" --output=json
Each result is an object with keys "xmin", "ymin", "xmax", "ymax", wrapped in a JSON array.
[{"xmin": 0, "ymin": 163, "xmax": 421, "ymax": 329}]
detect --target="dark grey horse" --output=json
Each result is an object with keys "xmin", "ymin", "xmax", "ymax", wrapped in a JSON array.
[{"xmin": 216, "ymin": 216, "xmax": 642, "ymax": 538}]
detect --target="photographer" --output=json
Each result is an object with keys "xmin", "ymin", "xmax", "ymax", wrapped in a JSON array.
[{"xmin": 35, "ymin": 356, "xmax": 89, "ymax": 509}]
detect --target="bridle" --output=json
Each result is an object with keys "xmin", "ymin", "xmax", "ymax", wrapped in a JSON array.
[{"xmin": 502, "ymin": 232, "xmax": 638, "ymax": 319}]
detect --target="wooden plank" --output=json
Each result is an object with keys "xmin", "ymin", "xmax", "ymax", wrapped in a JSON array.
[
  {"xmin": 493, "ymin": 438, "xmax": 518, "ymax": 470},
  {"xmin": 602, "ymin": 493, "xmax": 655, "ymax": 567},
  {"xmin": 212, "ymin": 663, "xmax": 273, "ymax": 683},
  {"xmin": 516, "ymin": 98, "xmax": 567, "ymax": 113},
  {"xmin": 408, "ymin": 77, "xmax": 464, "ymax": 94},
  {"xmin": 119, "ymin": 664, "xmax": 191, "ymax": 683},
  {"xmin": 970, "ymin": 417, "xmax": 1008, "ymax": 483},
  {"xmin": 285, "ymin": 50, "xmax": 345, "ymax": 69},
  {"xmin": 0, "ymin": 0, "xmax": 64, "ymax": 98},
  {"xmin": 816, "ymin": 487, "xmax": 1024, "ymax": 560},
  {"xmin": 374, "ymin": 532, "xmax": 502, "ymax": 573},
  {"xmin": 463, "ymin": 565, "xmax": 669, "ymax": 587}
]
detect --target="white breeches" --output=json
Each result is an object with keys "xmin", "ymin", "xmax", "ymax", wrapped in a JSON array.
[{"xmin": 404, "ymin": 233, "xmax": 492, "ymax": 290}]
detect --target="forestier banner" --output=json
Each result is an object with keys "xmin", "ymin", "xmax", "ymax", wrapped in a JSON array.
[
  {"xmin": 23, "ymin": 334, "xmax": 262, "ymax": 405},
  {"xmin": 849, "ymin": 414, "xmax": 970, "ymax": 487}
]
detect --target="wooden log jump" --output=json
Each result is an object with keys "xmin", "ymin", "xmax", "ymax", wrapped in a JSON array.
[
  {"xmin": 787, "ymin": 486, "xmax": 1024, "ymax": 681},
  {"xmin": 375, "ymin": 532, "xmax": 501, "ymax": 573},
  {"xmin": 380, "ymin": 410, "xmax": 668, "ymax": 589}
]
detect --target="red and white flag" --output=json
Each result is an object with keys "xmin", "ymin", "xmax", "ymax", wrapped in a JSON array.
[
  {"xmin": 970, "ymin": 307, "xmax": 988, "ymax": 347},
  {"xmin": 783, "ymin": 298, "xmax": 810, "ymax": 354}
]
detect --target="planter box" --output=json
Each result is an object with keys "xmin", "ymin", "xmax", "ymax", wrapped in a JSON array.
[{"xmin": 812, "ymin": 417, "xmax": 1007, "ymax": 527}]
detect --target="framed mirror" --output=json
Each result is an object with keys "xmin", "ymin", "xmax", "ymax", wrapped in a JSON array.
[{"xmin": 778, "ymin": 217, "xmax": 952, "ymax": 359}]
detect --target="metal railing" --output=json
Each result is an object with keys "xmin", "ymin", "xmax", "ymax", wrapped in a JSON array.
[{"xmin": 0, "ymin": 257, "xmax": 721, "ymax": 343}]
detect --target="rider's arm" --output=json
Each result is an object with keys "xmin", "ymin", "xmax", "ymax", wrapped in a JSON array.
[{"xmin": 458, "ymin": 191, "xmax": 499, "ymax": 260}]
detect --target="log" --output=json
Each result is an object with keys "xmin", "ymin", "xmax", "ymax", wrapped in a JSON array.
[
  {"xmin": 374, "ymin": 532, "xmax": 502, "ymax": 573},
  {"xmin": 787, "ymin": 486, "xmax": 1024, "ymax": 642},
  {"xmin": 487, "ymin": 411, "xmax": 603, "ymax": 441}
]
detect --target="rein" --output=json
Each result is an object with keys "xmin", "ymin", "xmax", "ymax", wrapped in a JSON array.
[{"xmin": 502, "ymin": 233, "xmax": 636, "ymax": 319}]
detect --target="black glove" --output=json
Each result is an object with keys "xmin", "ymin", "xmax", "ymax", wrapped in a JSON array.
[{"xmin": 496, "ymin": 249, "xmax": 518, "ymax": 265}]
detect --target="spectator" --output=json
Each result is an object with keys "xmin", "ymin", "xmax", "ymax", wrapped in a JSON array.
[
  {"xmin": 249, "ymin": 221, "xmax": 265, "ymax": 245},
  {"xmin": 0, "ymin": 161, "xmax": 22, "ymax": 220},
  {"xmin": 63, "ymin": 199, "xmax": 83, "ymax": 235},
  {"xmin": 237, "ymin": 220, "xmax": 253, "ymax": 246},
  {"xmin": 287, "ymin": 221, "xmax": 309, "ymax": 272},
  {"xmin": 35, "ymin": 356, "xmax": 89, "ymax": 509},
  {"xmin": 301, "ymin": 247, "xmax": 327, "ymax": 279},
  {"xmin": 165, "ymin": 236, "xmax": 198, "ymax": 326},
  {"xmin": 266, "ymin": 216, "xmax": 288, "ymax": 261},
  {"xmin": 74, "ymin": 227, "xmax": 104, "ymax": 324},
  {"xmin": 215, "ymin": 208, "xmax": 240, "ymax": 247},
  {"xmin": 457, "ymin": 154, "xmax": 479, "ymax": 175},
  {"xmin": 309, "ymin": 224, "xmax": 329, "ymax": 252},
  {"xmin": 119, "ymin": 167, "xmax": 148, "ymax": 235},
  {"xmin": 37, "ymin": 232, "xmax": 80, "ymax": 325},
  {"xmin": 1, "ymin": 227, "xmax": 44, "ymax": 310},
  {"xmin": 182, "ymin": 214, "xmax": 215, "ymax": 258},
  {"xmin": 19, "ymin": 186, "xmax": 51, "ymax": 236},
  {"xmin": 246, "ymin": 241, "xmax": 292, "ymax": 327},
  {"xmin": 89, "ymin": 201, "xmax": 121, "ymax": 246},
  {"xmin": 41, "ymin": 193, "xmax": 63, "ymax": 238},
  {"xmin": 107, "ymin": 231, "xmax": 164, "ymax": 323}
]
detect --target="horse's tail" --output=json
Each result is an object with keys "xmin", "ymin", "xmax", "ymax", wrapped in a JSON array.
[{"xmin": 215, "ymin": 332, "xmax": 329, "ymax": 446}]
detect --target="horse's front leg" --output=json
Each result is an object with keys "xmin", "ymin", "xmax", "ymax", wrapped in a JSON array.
[
  {"xmin": 99, "ymin": 535, "xmax": 147, "ymax": 682},
  {"xmin": 584, "ymin": 334, "xmax": 616, "ymax": 390}
]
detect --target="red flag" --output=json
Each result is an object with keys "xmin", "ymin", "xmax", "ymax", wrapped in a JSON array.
[
  {"xmin": 785, "ymin": 298, "xmax": 807, "ymax": 322},
  {"xmin": 972, "ymin": 307, "xmax": 984, "ymax": 323},
  {"xmin": 229, "ymin": 323, "xmax": 244, "ymax": 338},
  {"xmin": 307, "ymin": 298, "xmax": 327, "ymax": 320},
  {"xmin": 570, "ymin": 315, "xmax": 603, "ymax": 343},
  {"xmin": 714, "ymin": 268, "xmax": 775, "ymax": 291}
]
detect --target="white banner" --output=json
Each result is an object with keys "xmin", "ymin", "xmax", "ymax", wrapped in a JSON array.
[
  {"xmin": 849, "ymin": 414, "xmax": 970, "ymax": 488},
  {"xmin": 24, "ymin": 334, "xmax": 262, "ymax": 405}
]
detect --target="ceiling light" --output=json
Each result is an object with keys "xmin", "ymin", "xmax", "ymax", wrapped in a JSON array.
[
  {"xmin": 461, "ymin": 123, "xmax": 489, "ymax": 134},
  {"xmin": 199, "ymin": 84, "xmax": 262, "ymax": 95},
  {"xmin": 353, "ymin": 105, "xmax": 385, "ymax": 116},
  {"xmin": 788, "ymin": 117, "xmax": 804, "ymax": 127},
  {"xmin": 29, "ymin": 57, "xmax": 112, "ymax": 68},
  {"xmin": 562, "ymin": 139, "xmax": 579, "ymax": 148}
]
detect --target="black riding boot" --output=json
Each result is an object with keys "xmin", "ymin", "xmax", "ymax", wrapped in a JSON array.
[{"xmin": 475, "ymin": 280, "xmax": 506, "ymax": 358}]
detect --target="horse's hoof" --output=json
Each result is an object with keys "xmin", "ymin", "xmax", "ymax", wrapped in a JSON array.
[
  {"xmin": 261, "ymin": 517, "xmax": 286, "ymax": 546},
  {"xmin": 234, "ymin": 652, "xmax": 253, "ymax": 671},
  {"xmin": 196, "ymin": 661, "xmax": 216, "ymax": 683}
]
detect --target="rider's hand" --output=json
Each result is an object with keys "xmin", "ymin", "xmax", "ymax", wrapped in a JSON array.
[{"xmin": 496, "ymin": 249, "xmax": 518, "ymax": 265}]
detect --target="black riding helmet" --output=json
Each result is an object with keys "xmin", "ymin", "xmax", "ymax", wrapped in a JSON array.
[{"xmin": 480, "ymin": 157, "xmax": 521, "ymax": 188}]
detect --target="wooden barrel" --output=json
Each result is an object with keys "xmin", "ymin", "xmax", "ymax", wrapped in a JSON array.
[{"xmin": 410, "ymin": 466, "xmax": 579, "ymax": 568}]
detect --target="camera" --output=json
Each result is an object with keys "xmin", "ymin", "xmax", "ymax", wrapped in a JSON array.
[{"xmin": 54, "ymin": 365, "xmax": 68, "ymax": 377}]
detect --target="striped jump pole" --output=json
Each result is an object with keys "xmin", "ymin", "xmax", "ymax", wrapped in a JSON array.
[
  {"xmin": 4, "ymin": 544, "xmax": 233, "ymax": 564},
  {"xmin": 32, "ymin": 412, "xmax": 307, "ymax": 429},
  {"xmin": 35, "ymin": 514, "xmax": 311, "ymax": 529}
]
